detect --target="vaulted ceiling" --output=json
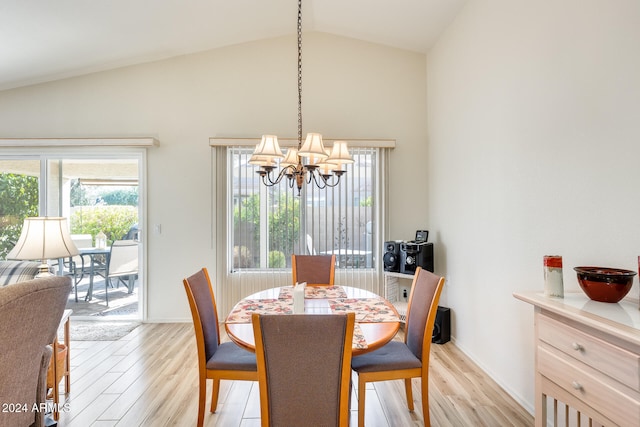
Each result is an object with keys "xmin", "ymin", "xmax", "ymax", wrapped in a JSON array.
[{"xmin": 0, "ymin": 0, "xmax": 466, "ymax": 91}]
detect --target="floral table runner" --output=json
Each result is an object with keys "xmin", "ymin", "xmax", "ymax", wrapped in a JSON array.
[
  {"xmin": 226, "ymin": 299, "xmax": 292, "ymax": 323},
  {"xmin": 278, "ymin": 285, "xmax": 348, "ymax": 300},
  {"xmin": 328, "ymin": 298, "xmax": 399, "ymax": 322}
]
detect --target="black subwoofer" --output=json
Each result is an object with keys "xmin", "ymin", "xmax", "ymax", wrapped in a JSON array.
[{"xmin": 432, "ymin": 306, "xmax": 451, "ymax": 344}]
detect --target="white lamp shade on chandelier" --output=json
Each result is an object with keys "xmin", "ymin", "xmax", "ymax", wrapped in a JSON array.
[
  {"xmin": 280, "ymin": 148, "xmax": 300, "ymax": 168},
  {"xmin": 253, "ymin": 135, "xmax": 284, "ymax": 159},
  {"xmin": 327, "ymin": 141, "xmax": 355, "ymax": 166},
  {"xmin": 298, "ymin": 133, "xmax": 329, "ymax": 159}
]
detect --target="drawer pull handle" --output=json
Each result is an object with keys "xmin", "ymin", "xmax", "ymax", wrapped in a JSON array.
[
  {"xmin": 571, "ymin": 342, "xmax": 583, "ymax": 351},
  {"xmin": 571, "ymin": 381, "xmax": 583, "ymax": 391}
]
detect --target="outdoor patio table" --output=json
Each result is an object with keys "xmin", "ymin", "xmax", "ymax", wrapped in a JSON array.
[{"xmin": 77, "ymin": 247, "xmax": 110, "ymax": 301}]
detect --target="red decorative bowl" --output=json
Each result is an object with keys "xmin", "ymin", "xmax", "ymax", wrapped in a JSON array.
[{"xmin": 574, "ymin": 266, "xmax": 636, "ymax": 303}]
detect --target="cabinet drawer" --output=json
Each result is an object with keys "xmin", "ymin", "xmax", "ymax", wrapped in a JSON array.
[
  {"xmin": 539, "ymin": 345, "xmax": 640, "ymax": 426},
  {"xmin": 538, "ymin": 313, "xmax": 640, "ymax": 391}
]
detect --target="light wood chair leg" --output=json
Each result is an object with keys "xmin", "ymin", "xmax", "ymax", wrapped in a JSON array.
[
  {"xmin": 197, "ymin": 376, "xmax": 206, "ymax": 427},
  {"xmin": 358, "ymin": 376, "xmax": 366, "ymax": 427},
  {"xmin": 404, "ymin": 378, "xmax": 415, "ymax": 411},
  {"xmin": 210, "ymin": 378, "xmax": 220, "ymax": 413},
  {"xmin": 421, "ymin": 377, "xmax": 430, "ymax": 427}
]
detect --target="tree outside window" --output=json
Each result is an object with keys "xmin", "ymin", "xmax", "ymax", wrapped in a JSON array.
[{"xmin": 0, "ymin": 173, "xmax": 39, "ymax": 258}]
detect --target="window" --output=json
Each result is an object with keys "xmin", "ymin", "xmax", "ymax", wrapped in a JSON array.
[{"xmin": 228, "ymin": 146, "xmax": 379, "ymax": 271}]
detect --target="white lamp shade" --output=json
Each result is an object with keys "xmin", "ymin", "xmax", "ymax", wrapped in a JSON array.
[
  {"xmin": 248, "ymin": 153, "xmax": 277, "ymax": 167},
  {"xmin": 280, "ymin": 148, "xmax": 300, "ymax": 168},
  {"xmin": 326, "ymin": 141, "xmax": 354, "ymax": 165},
  {"xmin": 299, "ymin": 133, "xmax": 329, "ymax": 159},
  {"xmin": 7, "ymin": 217, "xmax": 79, "ymax": 261},
  {"xmin": 253, "ymin": 135, "xmax": 284, "ymax": 159}
]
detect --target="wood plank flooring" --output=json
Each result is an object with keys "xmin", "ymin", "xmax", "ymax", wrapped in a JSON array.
[{"xmin": 55, "ymin": 322, "xmax": 533, "ymax": 426}]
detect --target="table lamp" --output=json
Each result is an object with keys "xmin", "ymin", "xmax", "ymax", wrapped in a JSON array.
[{"xmin": 7, "ymin": 217, "xmax": 79, "ymax": 278}]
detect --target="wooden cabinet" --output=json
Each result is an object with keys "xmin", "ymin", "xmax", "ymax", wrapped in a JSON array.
[{"xmin": 514, "ymin": 291, "xmax": 640, "ymax": 426}]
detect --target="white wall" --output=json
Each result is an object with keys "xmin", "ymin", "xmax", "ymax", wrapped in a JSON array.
[
  {"xmin": 0, "ymin": 33, "xmax": 428, "ymax": 321},
  {"xmin": 427, "ymin": 0, "xmax": 640, "ymax": 411}
]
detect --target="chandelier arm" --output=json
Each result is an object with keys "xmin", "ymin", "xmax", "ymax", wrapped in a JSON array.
[
  {"xmin": 259, "ymin": 165, "xmax": 297, "ymax": 187},
  {"xmin": 309, "ymin": 170, "xmax": 329, "ymax": 189},
  {"xmin": 318, "ymin": 171, "xmax": 344, "ymax": 188},
  {"xmin": 322, "ymin": 177, "xmax": 343, "ymax": 188},
  {"xmin": 259, "ymin": 172, "xmax": 282, "ymax": 187},
  {"xmin": 259, "ymin": 174, "xmax": 278, "ymax": 187}
]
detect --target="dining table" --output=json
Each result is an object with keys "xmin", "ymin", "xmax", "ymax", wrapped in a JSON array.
[{"xmin": 224, "ymin": 285, "xmax": 401, "ymax": 356}]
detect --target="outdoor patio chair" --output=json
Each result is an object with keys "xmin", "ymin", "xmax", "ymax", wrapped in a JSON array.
[
  {"xmin": 103, "ymin": 239, "xmax": 138, "ymax": 305},
  {"xmin": 67, "ymin": 233, "xmax": 93, "ymax": 301}
]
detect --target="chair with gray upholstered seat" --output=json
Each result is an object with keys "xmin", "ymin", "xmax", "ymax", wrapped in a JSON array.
[
  {"xmin": 252, "ymin": 312, "xmax": 355, "ymax": 427},
  {"xmin": 183, "ymin": 268, "xmax": 258, "ymax": 427},
  {"xmin": 291, "ymin": 254, "xmax": 336, "ymax": 286},
  {"xmin": 351, "ymin": 267, "xmax": 445, "ymax": 427}
]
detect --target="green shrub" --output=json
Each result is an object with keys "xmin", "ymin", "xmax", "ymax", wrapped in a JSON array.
[
  {"xmin": 70, "ymin": 206, "xmax": 138, "ymax": 245},
  {"xmin": 268, "ymin": 250, "xmax": 286, "ymax": 268}
]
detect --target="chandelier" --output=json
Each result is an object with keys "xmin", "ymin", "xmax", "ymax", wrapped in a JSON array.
[{"xmin": 249, "ymin": 0, "xmax": 353, "ymax": 195}]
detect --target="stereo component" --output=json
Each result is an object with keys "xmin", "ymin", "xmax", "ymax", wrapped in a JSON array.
[
  {"xmin": 383, "ymin": 241, "xmax": 401, "ymax": 272},
  {"xmin": 399, "ymin": 241, "xmax": 434, "ymax": 274}
]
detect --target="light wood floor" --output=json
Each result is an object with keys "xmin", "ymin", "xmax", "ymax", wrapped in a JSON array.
[{"xmin": 56, "ymin": 322, "xmax": 533, "ymax": 426}]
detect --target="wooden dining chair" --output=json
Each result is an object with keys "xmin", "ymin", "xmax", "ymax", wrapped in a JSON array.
[
  {"xmin": 291, "ymin": 254, "xmax": 336, "ymax": 286},
  {"xmin": 351, "ymin": 267, "xmax": 445, "ymax": 427},
  {"xmin": 183, "ymin": 268, "xmax": 258, "ymax": 427},
  {"xmin": 252, "ymin": 312, "xmax": 355, "ymax": 427}
]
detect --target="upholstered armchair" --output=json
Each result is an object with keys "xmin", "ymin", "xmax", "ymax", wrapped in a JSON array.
[{"xmin": 0, "ymin": 276, "xmax": 72, "ymax": 427}]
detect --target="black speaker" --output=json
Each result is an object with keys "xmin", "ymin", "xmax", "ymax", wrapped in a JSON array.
[
  {"xmin": 383, "ymin": 241, "xmax": 401, "ymax": 272},
  {"xmin": 432, "ymin": 306, "xmax": 450, "ymax": 344}
]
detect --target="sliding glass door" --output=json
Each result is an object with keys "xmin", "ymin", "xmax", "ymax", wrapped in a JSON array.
[{"xmin": 0, "ymin": 153, "xmax": 144, "ymax": 319}]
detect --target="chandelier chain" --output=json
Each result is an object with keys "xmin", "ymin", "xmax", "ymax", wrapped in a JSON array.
[
  {"xmin": 297, "ymin": 0, "xmax": 303, "ymax": 148},
  {"xmin": 254, "ymin": 0, "xmax": 350, "ymax": 195}
]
